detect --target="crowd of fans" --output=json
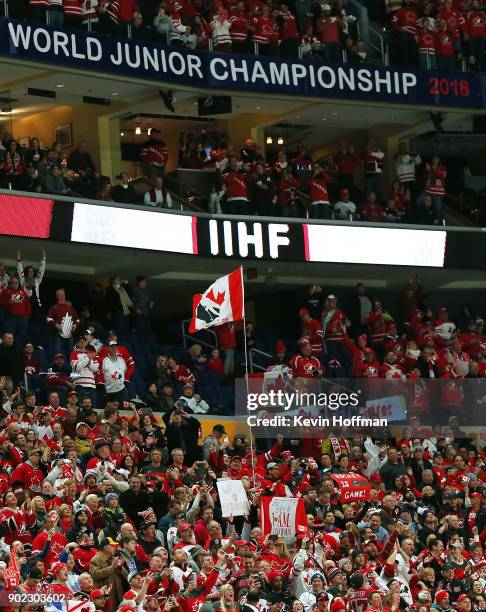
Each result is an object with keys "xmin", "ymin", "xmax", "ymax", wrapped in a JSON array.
[
  {"xmin": 369, "ymin": 0, "xmax": 486, "ymax": 72},
  {"xmin": 179, "ymin": 134, "xmax": 446, "ymax": 223},
  {"xmin": 0, "ymin": 132, "xmax": 174, "ymax": 206},
  {"xmin": 0, "ymin": 242, "xmax": 484, "ymax": 610},
  {"xmin": 5, "ymin": 0, "xmax": 486, "ymax": 71},
  {"xmin": 1, "ymin": 127, "xmax": 448, "ymax": 223}
]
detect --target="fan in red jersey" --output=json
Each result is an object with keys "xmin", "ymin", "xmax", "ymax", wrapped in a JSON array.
[{"xmin": 290, "ymin": 338, "xmax": 324, "ymax": 379}]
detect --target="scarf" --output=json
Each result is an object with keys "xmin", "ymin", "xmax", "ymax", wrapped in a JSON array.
[{"xmin": 114, "ymin": 285, "xmax": 133, "ymax": 315}]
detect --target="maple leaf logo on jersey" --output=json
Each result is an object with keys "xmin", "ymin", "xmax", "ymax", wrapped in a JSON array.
[{"xmin": 196, "ymin": 288, "xmax": 226, "ymax": 325}]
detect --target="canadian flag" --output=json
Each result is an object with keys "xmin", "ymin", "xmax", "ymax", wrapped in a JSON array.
[{"xmin": 189, "ymin": 268, "xmax": 244, "ymax": 333}]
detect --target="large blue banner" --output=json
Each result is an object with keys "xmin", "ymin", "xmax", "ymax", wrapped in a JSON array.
[{"xmin": 1, "ymin": 18, "xmax": 485, "ymax": 109}]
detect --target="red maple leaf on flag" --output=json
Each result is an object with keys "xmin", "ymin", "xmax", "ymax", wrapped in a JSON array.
[{"xmin": 206, "ymin": 289, "xmax": 225, "ymax": 305}]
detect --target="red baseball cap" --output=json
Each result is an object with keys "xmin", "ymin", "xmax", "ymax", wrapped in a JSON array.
[{"xmin": 178, "ymin": 522, "xmax": 193, "ymax": 531}]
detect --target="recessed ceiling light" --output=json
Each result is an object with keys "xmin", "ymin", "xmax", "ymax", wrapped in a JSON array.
[
  {"xmin": 266, "ymin": 136, "xmax": 273, "ymax": 144},
  {"xmin": 277, "ymin": 137, "xmax": 284, "ymax": 145},
  {"xmin": 296, "ymin": 115, "xmax": 301, "ymax": 119},
  {"xmin": 120, "ymin": 131, "xmax": 125, "ymax": 137},
  {"xmin": 331, "ymin": 112, "xmax": 338, "ymax": 116},
  {"xmin": 56, "ymin": 84, "xmax": 64, "ymax": 88},
  {"xmin": 321, "ymin": 118, "xmax": 327, "ymax": 121},
  {"xmin": 256, "ymin": 106, "xmax": 261, "ymax": 110},
  {"xmin": 135, "ymin": 126, "xmax": 141, "ymax": 135},
  {"xmin": 112, "ymin": 92, "xmax": 119, "ymax": 96}
]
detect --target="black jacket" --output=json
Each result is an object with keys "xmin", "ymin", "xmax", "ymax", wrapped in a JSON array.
[
  {"xmin": 0, "ymin": 343, "xmax": 24, "ymax": 385},
  {"xmin": 163, "ymin": 415, "xmax": 201, "ymax": 465},
  {"xmin": 112, "ymin": 184, "xmax": 138, "ymax": 205}
]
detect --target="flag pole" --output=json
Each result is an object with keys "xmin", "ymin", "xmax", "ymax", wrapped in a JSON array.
[{"xmin": 240, "ymin": 265, "xmax": 257, "ymax": 489}]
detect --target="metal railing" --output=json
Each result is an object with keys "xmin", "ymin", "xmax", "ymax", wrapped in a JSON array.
[
  {"xmin": 249, "ymin": 347, "xmax": 273, "ymax": 373},
  {"xmin": 181, "ymin": 319, "xmax": 218, "ymax": 351},
  {"xmin": 357, "ymin": 21, "xmax": 387, "ymax": 65}
]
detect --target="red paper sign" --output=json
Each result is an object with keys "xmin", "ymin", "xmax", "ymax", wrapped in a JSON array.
[{"xmin": 331, "ymin": 473, "xmax": 371, "ymax": 502}]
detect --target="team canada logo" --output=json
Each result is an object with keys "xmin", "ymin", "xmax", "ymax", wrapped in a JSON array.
[{"xmin": 196, "ymin": 288, "xmax": 226, "ymax": 324}]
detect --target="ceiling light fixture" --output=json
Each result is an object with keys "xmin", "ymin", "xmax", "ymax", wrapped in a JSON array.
[
  {"xmin": 277, "ymin": 137, "xmax": 284, "ymax": 145},
  {"xmin": 120, "ymin": 131, "xmax": 125, "ymax": 137},
  {"xmin": 135, "ymin": 126, "xmax": 142, "ymax": 135},
  {"xmin": 266, "ymin": 136, "xmax": 273, "ymax": 144},
  {"xmin": 56, "ymin": 84, "xmax": 64, "ymax": 88},
  {"xmin": 147, "ymin": 127, "xmax": 152, "ymax": 136},
  {"xmin": 112, "ymin": 92, "xmax": 119, "ymax": 96}
]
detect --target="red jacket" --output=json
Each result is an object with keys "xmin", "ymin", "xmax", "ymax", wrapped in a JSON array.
[
  {"xmin": 0, "ymin": 288, "xmax": 31, "ymax": 317},
  {"xmin": 322, "ymin": 309, "xmax": 347, "ymax": 342},
  {"xmin": 32, "ymin": 530, "xmax": 68, "ymax": 572},
  {"xmin": 366, "ymin": 311, "xmax": 391, "ymax": 346},
  {"xmin": 425, "ymin": 164, "xmax": 447, "ymax": 197},
  {"xmin": 416, "ymin": 28, "xmax": 436, "ymax": 54},
  {"xmin": 62, "ymin": 0, "xmax": 82, "ymax": 16},
  {"xmin": 392, "ymin": 7, "xmax": 418, "ymax": 34},
  {"xmin": 360, "ymin": 203, "xmax": 385, "ymax": 222},
  {"xmin": 215, "ymin": 322, "xmax": 237, "ymax": 349},
  {"xmin": 437, "ymin": 7, "xmax": 464, "ymax": 38},
  {"xmin": 317, "ymin": 15, "xmax": 341, "ymax": 43},
  {"xmin": 465, "ymin": 9, "xmax": 486, "ymax": 37},
  {"xmin": 230, "ymin": 12, "xmax": 249, "ymax": 40},
  {"xmin": 279, "ymin": 11, "xmax": 299, "ymax": 40},
  {"xmin": 306, "ymin": 173, "xmax": 332, "ymax": 204},
  {"xmin": 140, "ymin": 140, "xmax": 169, "ymax": 167},
  {"xmin": 224, "ymin": 171, "xmax": 248, "ymax": 200},
  {"xmin": 10, "ymin": 461, "xmax": 44, "ymax": 493},
  {"xmin": 46, "ymin": 303, "xmax": 79, "ymax": 332},
  {"xmin": 302, "ymin": 318, "xmax": 324, "ymax": 355},
  {"xmin": 342, "ymin": 335, "xmax": 367, "ymax": 377},
  {"xmin": 334, "ymin": 151, "xmax": 359, "ymax": 176},
  {"xmin": 253, "ymin": 15, "xmax": 276, "ymax": 44},
  {"xmin": 276, "ymin": 177, "xmax": 300, "ymax": 207},
  {"xmin": 437, "ymin": 31, "xmax": 456, "ymax": 56},
  {"xmin": 118, "ymin": 0, "xmax": 136, "ymax": 21},
  {"xmin": 289, "ymin": 353, "xmax": 324, "ymax": 378}
]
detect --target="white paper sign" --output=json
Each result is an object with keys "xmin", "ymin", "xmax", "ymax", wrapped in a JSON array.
[
  {"xmin": 217, "ymin": 478, "xmax": 250, "ymax": 517},
  {"xmin": 268, "ymin": 497, "xmax": 298, "ymax": 537}
]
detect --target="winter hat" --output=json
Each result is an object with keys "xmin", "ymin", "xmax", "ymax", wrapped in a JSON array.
[
  {"xmin": 328, "ymin": 567, "xmax": 342, "ymax": 582},
  {"xmin": 349, "ymin": 573, "xmax": 364, "ymax": 588},
  {"xmin": 310, "ymin": 573, "xmax": 324, "ymax": 583},
  {"xmin": 330, "ymin": 598, "xmax": 347, "ymax": 612},
  {"xmin": 50, "ymin": 562, "xmax": 66, "ymax": 577},
  {"xmin": 435, "ymin": 590, "xmax": 449, "ymax": 605},
  {"xmin": 90, "ymin": 589, "xmax": 105, "ymax": 601},
  {"xmin": 104, "ymin": 493, "xmax": 118, "ymax": 505}
]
